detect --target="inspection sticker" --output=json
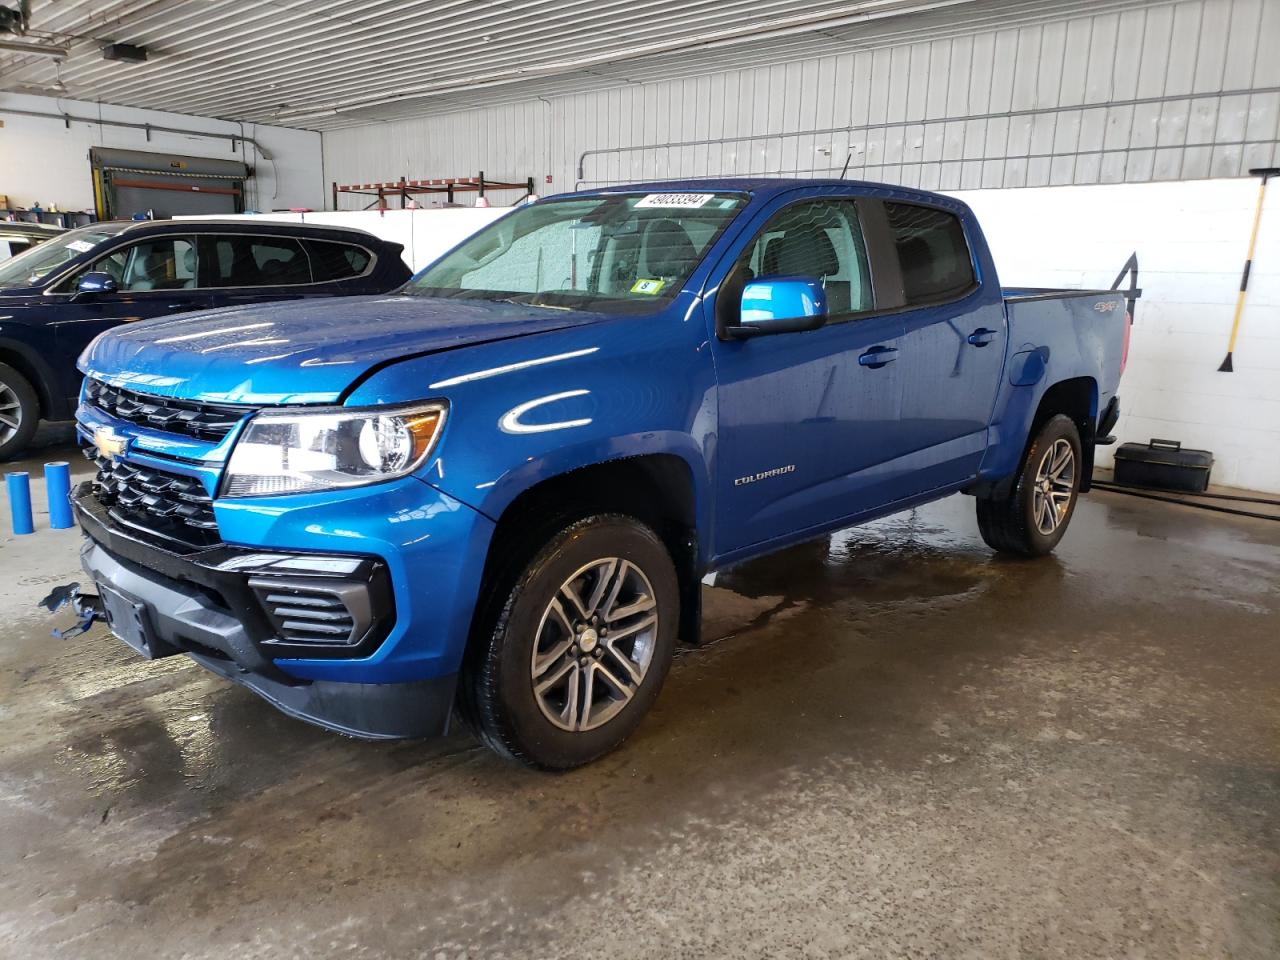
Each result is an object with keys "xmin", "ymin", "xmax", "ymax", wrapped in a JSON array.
[
  {"xmin": 636, "ymin": 193, "xmax": 714, "ymax": 209},
  {"xmin": 631, "ymin": 278, "xmax": 666, "ymax": 295}
]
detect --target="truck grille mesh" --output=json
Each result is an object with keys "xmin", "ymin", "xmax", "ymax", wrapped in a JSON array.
[
  {"xmin": 89, "ymin": 451, "xmax": 221, "ymax": 548},
  {"xmin": 84, "ymin": 378, "xmax": 254, "ymax": 442}
]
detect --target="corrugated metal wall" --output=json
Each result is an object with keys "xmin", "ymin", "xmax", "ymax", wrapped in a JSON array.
[{"xmin": 322, "ymin": 0, "xmax": 1280, "ymax": 206}]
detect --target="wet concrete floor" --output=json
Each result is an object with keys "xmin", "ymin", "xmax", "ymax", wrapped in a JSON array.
[{"xmin": 1, "ymin": 440, "xmax": 1277, "ymax": 958}]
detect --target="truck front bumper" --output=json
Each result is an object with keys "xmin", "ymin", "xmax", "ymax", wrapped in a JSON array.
[{"xmin": 72, "ymin": 477, "xmax": 494, "ymax": 739}]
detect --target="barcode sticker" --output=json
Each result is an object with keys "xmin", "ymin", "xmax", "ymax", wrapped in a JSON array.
[{"xmin": 636, "ymin": 193, "xmax": 714, "ymax": 209}]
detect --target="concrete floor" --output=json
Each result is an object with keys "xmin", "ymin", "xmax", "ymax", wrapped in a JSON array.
[{"xmin": 2, "ymin": 438, "xmax": 1277, "ymax": 959}]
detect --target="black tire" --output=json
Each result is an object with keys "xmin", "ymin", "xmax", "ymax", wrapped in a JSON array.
[
  {"xmin": 460, "ymin": 514, "xmax": 680, "ymax": 770},
  {"xmin": 0, "ymin": 362, "xmax": 40, "ymax": 462},
  {"xmin": 976, "ymin": 414, "xmax": 1083, "ymax": 557}
]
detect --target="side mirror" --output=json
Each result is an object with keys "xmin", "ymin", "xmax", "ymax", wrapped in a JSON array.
[
  {"xmin": 76, "ymin": 272, "xmax": 118, "ymax": 296},
  {"xmin": 726, "ymin": 276, "xmax": 828, "ymax": 338}
]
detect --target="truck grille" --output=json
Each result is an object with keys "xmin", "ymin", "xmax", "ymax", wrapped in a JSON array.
[
  {"xmin": 90, "ymin": 451, "xmax": 221, "ymax": 548},
  {"xmin": 84, "ymin": 378, "xmax": 254, "ymax": 442},
  {"xmin": 249, "ymin": 579, "xmax": 364, "ymax": 645}
]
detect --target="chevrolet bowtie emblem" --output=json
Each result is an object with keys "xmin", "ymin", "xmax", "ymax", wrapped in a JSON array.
[{"xmin": 93, "ymin": 426, "xmax": 130, "ymax": 461}]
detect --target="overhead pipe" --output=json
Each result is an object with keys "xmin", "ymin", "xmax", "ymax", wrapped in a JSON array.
[{"xmin": 0, "ymin": 104, "xmax": 273, "ymax": 157}]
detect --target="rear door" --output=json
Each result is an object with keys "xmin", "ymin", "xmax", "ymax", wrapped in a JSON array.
[
  {"xmin": 200, "ymin": 234, "xmax": 322, "ymax": 309},
  {"xmin": 872, "ymin": 200, "xmax": 1007, "ymax": 493},
  {"xmin": 708, "ymin": 193, "xmax": 909, "ymax": 556}
]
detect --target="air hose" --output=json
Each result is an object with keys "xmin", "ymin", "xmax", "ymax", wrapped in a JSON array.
[{"xmin": 1090, "ymin": 480, "xmax": 1280, "ymax": 522}]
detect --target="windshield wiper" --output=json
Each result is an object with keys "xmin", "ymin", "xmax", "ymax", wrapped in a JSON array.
[{"xmin": 488, "ymin": 296, "xmax": 573, "ymax": 311}]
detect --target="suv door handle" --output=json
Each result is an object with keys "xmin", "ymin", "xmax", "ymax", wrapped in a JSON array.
[
  {"xmin": 858, "ymin": 345, "xmax": 899, "ymax": 368},
  {"xmin": 967, "ymin": 328, "xmax": 998, "ymax": 346}
]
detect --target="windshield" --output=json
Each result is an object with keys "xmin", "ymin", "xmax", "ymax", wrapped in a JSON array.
[
  {"xmin": 407, "ymin": 192, "xmax": 748, "ymax": 313},
  {"xmin": 0, "ymin": 224, "xmax": 128, "ymax": 288}
]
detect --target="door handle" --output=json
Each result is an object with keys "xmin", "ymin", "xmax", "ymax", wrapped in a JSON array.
[
  {"xmin": 967, "ymin": 328, "xmax": 998, "ymax": 346},
  {"xmin": 858, "ymin": 345, "xmax": 899, "ymax": 368}
]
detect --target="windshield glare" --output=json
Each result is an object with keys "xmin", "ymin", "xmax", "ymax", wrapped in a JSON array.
[
  {"xmin": 0, "ymin": 224, "xmax": 127, "ymax": 288},
  {"xmin": 407, "ymin": 192, "xmax": 747, "ymax": 313}
]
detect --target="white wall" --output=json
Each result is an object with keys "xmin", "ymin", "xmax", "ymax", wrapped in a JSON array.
[
  {"xmin": 956, "ymin": 178, "xmax": 1280, "ymax": 493},
  {"xmin": 0, "ymin": 92, "xmax": 324, "ymax": 214},
  {"xmin": 322, "ymin": 0, "xmax": 1280, "ymax": 203}
]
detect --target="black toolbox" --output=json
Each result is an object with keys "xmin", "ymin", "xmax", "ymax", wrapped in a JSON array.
[{"xmin": 1113, "ymin": 439, "xmax": 1214, "ymax": 492}]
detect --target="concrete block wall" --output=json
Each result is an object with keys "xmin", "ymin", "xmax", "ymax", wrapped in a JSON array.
[{"xmin": 955, "ymin": 177, "xmax": 1280, "ymax": 493}]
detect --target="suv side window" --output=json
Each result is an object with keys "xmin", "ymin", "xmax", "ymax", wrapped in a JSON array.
[
  {"xmin": 734, "ymin": 200, "xmax": 873, "ymax": 317},
  {"xmin": 206, "ymin": 235, "xmax": 313, "ymax": 287},
  {"xmin": 89, "ymin": 237, "xmax": 197, "ymax": 291},
  {"xmin": 305, "ymin": 239, "xmax": 373, "ymax": 281},
  {"xmin": 883, "ymin": 202, "xmax": 975, "ymax": 305}
]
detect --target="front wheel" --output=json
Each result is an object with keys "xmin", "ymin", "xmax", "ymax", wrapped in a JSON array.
[
  {"xmin": 976, "ymin": 413, "xmax": 1082, "ymax": 557},
  {"xmin": 0, "ymin": 362, "xmax": 40, "ymax": 462},
  {"xmin": 460, "ymin": 514, "xmax": 679, "ymax": 769}
]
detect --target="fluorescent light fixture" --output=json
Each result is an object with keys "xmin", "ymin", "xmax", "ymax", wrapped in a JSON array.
[{"xmin": 0, "ymin": 38, "xmax": 69, "ymax": 59}]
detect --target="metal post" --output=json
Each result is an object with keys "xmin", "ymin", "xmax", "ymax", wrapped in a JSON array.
[
  {"xmin": 6, "ymin": 472, "xmax": 34, "ymax": 535},
  {"xmin": 45, "ymin": 462, "xmax": 74, "ymax": 529}
]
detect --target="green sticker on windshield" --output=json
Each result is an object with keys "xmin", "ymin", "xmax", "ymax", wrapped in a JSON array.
[{"xmin": 631, "ymin": 278, "xmax": 666, "ymax": 295}]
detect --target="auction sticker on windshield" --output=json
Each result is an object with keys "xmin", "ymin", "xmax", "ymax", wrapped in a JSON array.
[
  {"xmin": 67, "ymin": 240, "xmax": 97, "ymax": 253},
  {"xmin": 636, "ymin": 193, "xmax": 715, "ymax": 208}
]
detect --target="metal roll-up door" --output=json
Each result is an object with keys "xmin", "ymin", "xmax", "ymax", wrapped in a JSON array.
[{"xmin": 90, "ymin": 147, "xmax": 249, "ymax": 220}]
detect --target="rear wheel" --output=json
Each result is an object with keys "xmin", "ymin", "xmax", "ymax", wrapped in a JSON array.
[
  {"xmin": 460, "ymin": 514, "xmax": 679, "ymax": 769},
  {"xmin": 0, "ymin": 362, "xmax": 39, "ymax": 462},
  {"xmin": 976, "ymin": 414, "xmax": 1082, "ymax": 557}
]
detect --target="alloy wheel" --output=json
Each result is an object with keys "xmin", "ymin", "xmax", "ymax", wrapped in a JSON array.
[
  {"xmin": 531, "ymin": 558, "xmax": 659, "ymax": 732},
  {"xmin": 0, "ymin": 381, "xmax": 23, "ymax": 445},
  {"xmin": 1032, "ymin": 438, "xmax": 1075, "ymax": 535}
]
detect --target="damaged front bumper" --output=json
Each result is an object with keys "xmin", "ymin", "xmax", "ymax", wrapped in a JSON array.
[{"xmin": 68, "ymin": 482, "xmax": 457, "ymax": 739}]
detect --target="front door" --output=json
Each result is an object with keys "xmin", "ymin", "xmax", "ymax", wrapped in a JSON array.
[
  {"xmin": 52, "ymin": 235, "xmax": 210, "ymax": 400},
  {"xmin": 708, "ymin": 195, "xmax": 908, "ymax": 557}
]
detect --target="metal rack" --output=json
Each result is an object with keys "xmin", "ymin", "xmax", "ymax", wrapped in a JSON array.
[{"xmin": 331, "ymin": 172, "xmax": 535, "ymax": 211}]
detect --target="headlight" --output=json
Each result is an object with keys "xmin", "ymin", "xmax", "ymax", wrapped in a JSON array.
[{"xmin": 223, "ymin": 402, "xmax": 446, "ymax": 497}]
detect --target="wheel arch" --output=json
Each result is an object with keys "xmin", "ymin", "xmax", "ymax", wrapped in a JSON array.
[
  {"xmin": 467, "ymin": 453, "xmax": 703, "ymax": 658},
  {"xmin": 0, "ymin": 337, "xmax": 65, "ymax": 421},
  {"xmin": 1031, "ymin": 376, "xmax": 1098, "ymax": 491}
]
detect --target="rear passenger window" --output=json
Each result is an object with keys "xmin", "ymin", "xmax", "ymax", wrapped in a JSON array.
[
  {"xmin": 306, "ymin": 240, "xmax": 373, "ymax": 281},
  {"xmin": 207, "ymin": 236, "xmax": 312, "ymax": 287},
  {"xmin": 883, "ymin": 203, "xmax": 975, "ymax": 304}
]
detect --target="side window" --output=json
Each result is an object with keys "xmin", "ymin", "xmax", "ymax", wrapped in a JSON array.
[
  {"xmin": 733, "ymin": 200, "xmax": 873, "ymax": 317},
  {"xmin": 305, "ymin": 240, "xmax": 373, "ymax": 281},
  {"xmin": 90, "ymin": 238, "xmax": 196, "ymax": 292},
  {"xmin": 206, "ymin": 236, "xmax": 312, "ymax": 287},
  {"xmin": 883, "ymin": 203, "xmax": 975, "ymax": 304}
]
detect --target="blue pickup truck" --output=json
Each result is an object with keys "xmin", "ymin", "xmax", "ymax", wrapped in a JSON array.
[{"xmin": 68, "ymin": 179, "xmax": 1132, "ymax": 768}]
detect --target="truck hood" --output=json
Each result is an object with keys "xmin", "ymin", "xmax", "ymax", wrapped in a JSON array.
[{"xmin": 80, "ymin": 294, "xmax": 605, "ymax": 405}]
